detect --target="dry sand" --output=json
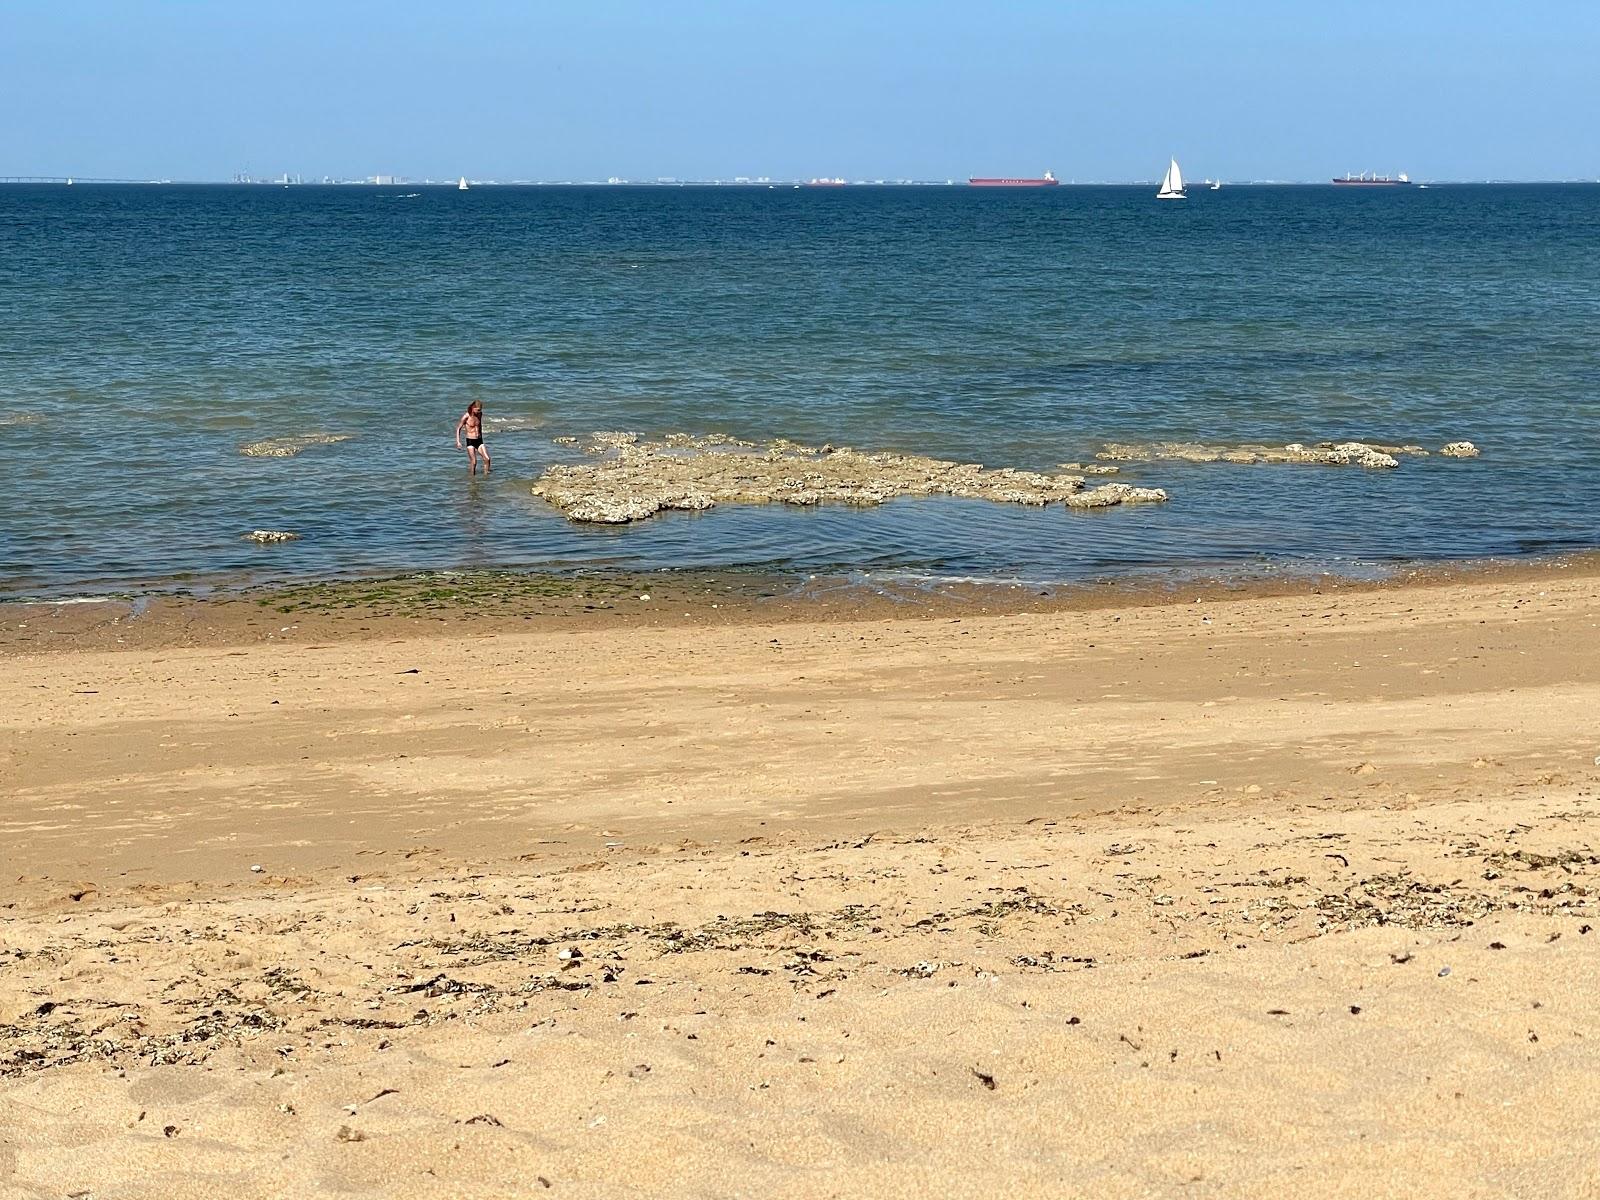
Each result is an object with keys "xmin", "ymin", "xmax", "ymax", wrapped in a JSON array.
[{"xmin": 2, "ymin": 563, "xmax": 1599, "ymax": 1198}]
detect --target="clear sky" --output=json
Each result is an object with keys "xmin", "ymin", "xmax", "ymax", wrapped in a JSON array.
[{"xmin": 3, "ymin": 0, "xmax": 1597, "ymax": 181}]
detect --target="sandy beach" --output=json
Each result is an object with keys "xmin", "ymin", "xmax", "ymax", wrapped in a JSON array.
[{"xmin": 3, "ymin": 563, "xmax": 1598, "ymax": 1198}]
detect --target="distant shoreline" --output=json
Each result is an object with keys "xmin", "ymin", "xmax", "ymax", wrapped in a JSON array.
[{"xmin": 6, "ymin": 178, "xmax": 1599, "ymax": 187}]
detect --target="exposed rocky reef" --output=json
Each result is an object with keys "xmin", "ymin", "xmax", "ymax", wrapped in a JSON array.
[
  {"xmin": 1096, "ymin": 439, "xmax": 1481, "ymax": 470},
  {"xmin": 245, "ymin": 530, "xmax": 300, "ymax": 544},
  {"xmin": 240, "ymin": 434, "xmax": 352, "ymax": 459},
  {"xmin": 1063, "ymin": 483, "xmax": 1168, "ymax": 509},
  {"xmin": 533, "ymin": 436, "xmax": 1168, "ymax": 524}
]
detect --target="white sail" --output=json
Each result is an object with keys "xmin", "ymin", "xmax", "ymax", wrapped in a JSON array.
[
  {"xmin": 457, "ymin": 176, "xmax": 469, "ymax": 191},
  {"xmin": 1157, "ymin": 157, "xmax": 1186, "ymax": 199}
]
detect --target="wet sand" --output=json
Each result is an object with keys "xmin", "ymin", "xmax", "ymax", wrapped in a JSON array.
[{"xmin": 2, "ymin": 562, "xmax": 1598, "ymax": 1197}]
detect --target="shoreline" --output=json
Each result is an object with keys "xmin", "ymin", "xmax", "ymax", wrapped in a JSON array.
[
  {"xmin": 5, "ymin": 553, "xmax": 1598, "ymax": 895},
  {"xmin": 3, "ymin": 549, "xmax": 1596, "ymax": 657}
]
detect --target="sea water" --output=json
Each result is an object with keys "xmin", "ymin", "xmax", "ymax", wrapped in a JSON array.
[{"xmin": 1, "ymin": 182, "xmax": 1596, "ymax": 597}]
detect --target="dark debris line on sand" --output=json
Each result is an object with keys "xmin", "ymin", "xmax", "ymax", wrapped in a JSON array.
[{"xmin": 1, "ymin": 797, "xmax": 1594, "ymax": 1080}]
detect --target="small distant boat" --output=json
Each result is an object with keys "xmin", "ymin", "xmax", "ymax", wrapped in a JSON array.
[
  {"xmin": 807, "ymin": 177, "xmax": 847, "ymax": 187},
  {"xmin": 65, "ymin": 177, "xmax": 73, "ymax": 186},
  {"xmin": 1157, "ymin": 157, "xmax": 1186, "ymax": 200},
  {"xmin": 969, "ymin": 170, "xmax": 1058, "ymax": 187},
  {"xmin": 457, "ymin": 176, "xmax": 469, "ymax": 191},
  {"xmin": 1210, "ymin": 180, "xmax": 1221, "ymax": 191}
]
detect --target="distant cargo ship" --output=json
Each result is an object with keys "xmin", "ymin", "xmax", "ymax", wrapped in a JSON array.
[
  {"xmin": 1332, "ymin": 172, "xmax": 1414, "ymax": 187},
  {"xmin": 969, "ymin": 171, "xmax": 1058, "ymax": 187}
]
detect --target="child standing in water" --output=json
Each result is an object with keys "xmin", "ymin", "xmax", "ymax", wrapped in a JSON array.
[{"xmin": 455, "ymin": 400, "xmax": 491, "ymax": 475}]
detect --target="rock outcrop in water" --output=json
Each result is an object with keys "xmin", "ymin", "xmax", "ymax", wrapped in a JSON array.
[
  {"xmin": 532, "ymin": 436, "xmax": 1169, "ymax": 524},
  {"xmin": 240, "ymin": 434, "xmax": 352, "ymax": 459},
  {"xmin": 245, "ymin": 530, "xmax": 300, "ymax": 544},
  {"xmin": 1440, "ymin": 441, "xmax": 1480, "ymax": 458},
  {"xmin": 1093, "ymin": 440, "xmax": 1464, "ymax": 470},
  {"xmin": 1064, "ymin": 483, "xmax": 1170, "ymax": 508}
]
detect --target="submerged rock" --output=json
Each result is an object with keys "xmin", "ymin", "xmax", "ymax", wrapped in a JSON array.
[
  {"xmin": 240, "ymin": 433, "xmax": 352, "ymax": 459},
  {"xmin": 583, "ymin": 431, "xmax": 642, "ymax": 453},
  {"xmin": 1440, "ymin": 441, "xmax": 1481, "ymax": 458},
  {"xmin": 1064, "ymin": 484, "xmax": 1170, "ymax": 509},
  {"xmin": 1287, "ymin": 442, "xmax": 1401, "ymax": 469},
  {"xmin": 245, "ymin": 530, "xmax": 300, "ymax": 544},
  {"xmin": 1094, "ymin": 440, "xmax": 1437, "ymax": 469},
  {"xmin": 532, "ymin": 436, "xmax": 1170, "ymax": 524},
  {"xmin": 662, "ymin": 432, "xmax": 755, "ymax": 450}
]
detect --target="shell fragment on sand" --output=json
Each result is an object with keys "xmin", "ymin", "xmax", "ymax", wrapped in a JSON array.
[
  {"xmin": 533, "ymin": 436, "xmax": 1169, "ymax": 524},
  {"xmin": 240, "ymin": 433, "xmax": 353, "ymax": 459}
]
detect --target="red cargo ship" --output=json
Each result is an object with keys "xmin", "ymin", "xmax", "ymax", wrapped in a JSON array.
[{"xmin": 969, "ymin": 171, "xmax": 1058, "ymax": 187}]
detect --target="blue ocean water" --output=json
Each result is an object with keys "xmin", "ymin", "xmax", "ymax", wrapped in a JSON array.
[{"xmin": 1, "ymin": 182, "xmax": 1597, "ymax": 598}]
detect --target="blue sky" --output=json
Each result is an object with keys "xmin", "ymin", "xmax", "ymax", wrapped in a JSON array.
[{"xmin": 3, "ymin": 0, "xmax": 1597, "ymax": 181}]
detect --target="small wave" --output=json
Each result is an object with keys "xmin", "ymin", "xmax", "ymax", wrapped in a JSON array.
[
  {"xmin": 862, "ymin": 570, "xmax": 1072, "ymax": 589},
  {"xmin": 485, "ymin": 415, "xmax": 548, "ymax": 433},
  {"xmin": 240, "ymin": 433, "xmax": 353, "ymax": 458}
]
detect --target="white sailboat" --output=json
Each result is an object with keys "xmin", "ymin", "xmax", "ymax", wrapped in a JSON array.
[
  {"xmin": 457, "ymin": 176, "xmax": 469, "ymax": 191},
  {"xmin": 1157, "ymin": 157, "xmax": 1186, "ymax": 200}
]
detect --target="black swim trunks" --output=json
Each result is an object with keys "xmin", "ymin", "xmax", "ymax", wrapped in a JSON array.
[{"xmin": 465, "ymin": 436, "xmax": 483, "ymax": 448}]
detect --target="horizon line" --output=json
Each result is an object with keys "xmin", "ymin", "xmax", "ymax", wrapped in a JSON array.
[{"xmin": 5, "ymin": 176, "xmax": 1599, "ymax": 187}]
